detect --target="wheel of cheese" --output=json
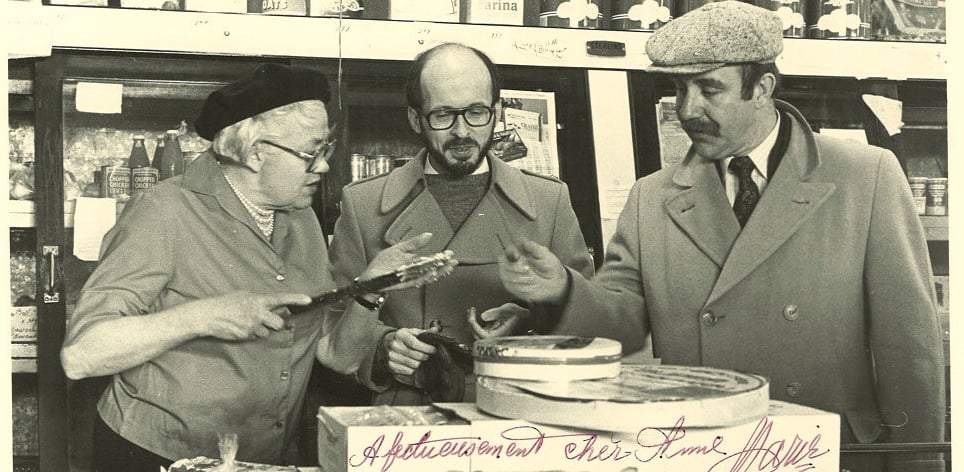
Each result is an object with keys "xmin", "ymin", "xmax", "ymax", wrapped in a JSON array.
[
  {"xmin": 476, "ymin": 364, "xmax": 770, "ymax": 430},
  {"xmin": 473, "ymin": 335, "xmax": 622, "ymax": 381},
  {"xmin": 168, "ymin": 456, "xmax": 298, "ymax": 471}
]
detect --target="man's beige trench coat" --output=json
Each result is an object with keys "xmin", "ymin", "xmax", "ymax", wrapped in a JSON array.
[{"xmin": 556, "ymin": 100, "xmax": 944, "ymax": 472}]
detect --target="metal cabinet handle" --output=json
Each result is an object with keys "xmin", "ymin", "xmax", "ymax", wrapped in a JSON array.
[{"xmin": 42, "ymin": 245, "xmax": 60, "ymax": 304}]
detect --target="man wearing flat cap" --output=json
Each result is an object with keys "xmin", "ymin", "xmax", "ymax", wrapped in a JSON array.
[
  {"xmin": 498, "ymin": 2, "xmax": 945, "ymax": 471},
  {"xmin": 61, "ymin": 63, "xmax": 456, "ymax": 470}
]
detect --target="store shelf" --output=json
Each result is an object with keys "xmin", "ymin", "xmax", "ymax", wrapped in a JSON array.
[
  {"xmin": 921, "ymin": 215, "xmax": 948, "ymax": 241},
  {"xmin": 8, "ymin": 199, "xmax": 126, "ymax": 228},
  {"xmin": 6, "ymin": 2, "xmax": 947, "ymax": 80}
]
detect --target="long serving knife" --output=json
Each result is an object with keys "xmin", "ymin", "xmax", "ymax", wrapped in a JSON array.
[{"xmin": 288, "ymin": 251, "xmax": 454, "ymax": 314}]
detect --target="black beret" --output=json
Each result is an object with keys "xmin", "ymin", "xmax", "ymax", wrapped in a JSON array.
[{"xmin": 195, "ymin": 63, "xmax": 331, "ymax": 140}]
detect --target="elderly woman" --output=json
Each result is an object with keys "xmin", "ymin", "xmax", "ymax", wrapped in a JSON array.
[{"xmin": 60, "ymin": 63, "xmax": 455, "ymax": 471}]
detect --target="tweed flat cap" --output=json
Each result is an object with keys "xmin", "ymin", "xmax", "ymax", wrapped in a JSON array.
[
  {"xmin": 195, "ymin": 63, "xmax": 330, "ymax": 140},
  {"xmin": 645, "ymin": 1, "xmax": 783, "ymax": 75}
]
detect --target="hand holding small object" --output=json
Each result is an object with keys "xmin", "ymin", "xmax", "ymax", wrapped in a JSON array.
[
  {"xmin": 217, "ymin": 432, "xmax": 238, "ymax": 471},
  {"xmin": 468, "ymin": 304, "xmax": 529, "ymax": 339}
]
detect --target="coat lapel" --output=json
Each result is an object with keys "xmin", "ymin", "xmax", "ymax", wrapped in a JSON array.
[
  {"xmin": 445, "ymin": 193, "xmax": 516, "ymax": 263},
  {"xmin": 383, "ymin": 154, "xmax": 537, "ymax": 263},
  {"xmin": 382, "ymin": 190, "xmax": 455, "ymax": 256},
  {"xmin": 706, "ymin": 104, "xmax": 836, "ymax": 306},
  {"xmin": 665, "ymin": 153, "xmax": 740, "ymax": 268},
  {"xmin": 381, "ymin": 151, "xmax": 454, "ymax": 256},
  {"xmin": 447, "ymin": 157, "xmax": 537, "ymax": 263}
]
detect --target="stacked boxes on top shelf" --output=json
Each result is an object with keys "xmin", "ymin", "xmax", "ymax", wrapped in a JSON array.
[{"xmin": 41, "ymin": 0, "xmax": 945, "ymax": 42}]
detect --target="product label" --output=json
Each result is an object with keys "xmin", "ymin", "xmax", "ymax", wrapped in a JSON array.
[
  {"xmin": 131, "ymin": 167, "xmax": 159, "ymax": 195},
  {"xmin": 260, "ymin": 0, "xmax": 306, "ymax": 15},
  {"xmin": 391, "ymin": 0, "xmax": 460, "ymax": 22},
  {"xmin": 467, "ymin": 0, "xmax": 524, "ymax": 25},
  {"xmin": 101, "ymin": 166, "xmax": 131, "ymax": 199}
]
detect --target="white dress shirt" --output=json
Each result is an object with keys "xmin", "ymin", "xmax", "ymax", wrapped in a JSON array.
[{"xmin": 720, "ymin": 112, "xmax": 781, "ymax": 207}]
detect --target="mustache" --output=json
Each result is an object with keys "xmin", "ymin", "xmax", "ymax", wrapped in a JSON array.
[
  {"xmin": 681, "ymin": 118, "xmax": 720, "ymax": 136},
  {"xmin": 443, "ymin": 138, "xmax": 480, "ymax": 151}
]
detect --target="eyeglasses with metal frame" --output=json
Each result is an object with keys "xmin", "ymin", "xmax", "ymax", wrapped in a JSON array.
[
  {"xmin": 422, "ymin": 105, "xmax": 495, "ymax": 131},
  {"xmin": 261, "ymin": 138, "xmax": 337, "ymax": 171}
]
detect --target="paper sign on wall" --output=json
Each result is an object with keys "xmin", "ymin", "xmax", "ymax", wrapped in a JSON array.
[{"xmin": 75, "ymin": 82, "xmax": 124, "ymax": 114}]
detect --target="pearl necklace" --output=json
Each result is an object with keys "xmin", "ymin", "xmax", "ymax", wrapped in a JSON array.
[{"xmin": 221, "ymin": 170, "xmax": 275, "ymax": 238}]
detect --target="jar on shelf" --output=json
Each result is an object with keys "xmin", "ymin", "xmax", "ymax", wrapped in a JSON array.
[
  {"xmin": 807, "ymin": 0, "xmax": 872, "ymax": 39},
  {"xmin": 540, "ymin": 0, "xmax": 608, "ymax": 29},
  {"xmin": 611, "ymin": 0, "xmax": 674, "ymax": 31}
]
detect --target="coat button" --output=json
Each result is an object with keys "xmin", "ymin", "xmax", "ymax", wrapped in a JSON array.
[
  {"xmin": 281, "ymin": 370, "xmax": 290, "ymax": 381},
  {"xmin": 276, "ymin": 274, "xmax": 286, "ymax": 281},
  {"xmin": 786, "ymin": 382, "xmax": 802, "ymax": 397},
  {"xmin": 783, "ymin": 305, "xmax": 799, "ymax": 321},
  {"xmin": 701, "ymin": 311, "xmax": 719, "ymax": 326}
]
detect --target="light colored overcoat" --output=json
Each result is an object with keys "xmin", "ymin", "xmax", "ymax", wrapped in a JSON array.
[{"xmin": 557, "ymin": 100, "xmax": 944, "ymax": 471}]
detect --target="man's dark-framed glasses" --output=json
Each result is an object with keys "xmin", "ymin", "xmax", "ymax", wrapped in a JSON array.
[
  {"xmin": 261, "ymin": 138, "xmax": 336, "ymax": 171},
  {"xmin": 423, "ymin": 105, "xmax": 495, "ymax": 131}
]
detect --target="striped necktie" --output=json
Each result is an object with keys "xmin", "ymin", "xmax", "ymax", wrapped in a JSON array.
[{"xmin": 729, "ymin": 155, "xmax": 760, "ymax": 228}]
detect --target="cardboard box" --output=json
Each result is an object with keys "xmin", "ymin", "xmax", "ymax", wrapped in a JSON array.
[
  {"xmin": 48, "ymin": 0, "xmax": 108, "ymax": 5},
  {"xmin": 389, "ymin": 0, "xmax": 461, "ymax": 22},
  {"xmin": 182, "ymin": 0, "xmax": 246, "ymax": 13},
  {"xmin": 317, "ymin": 401, "xmax": 839, "ymax": 472},
  {"xmin": 309, "ymin": 0, "xmax": 364, "ymax": 17},
  {"xmin": 466, "ymin": 0, "xmax": 524, "ymax": 25},
  {"xmin": 257, "ymin": 0, "xmax": 307, "ymax": 16},
  {"xmin": 317, "ymin": 405, "xmax": 472, "ymax": 472},
  {"xmin": 120, "ymin": 0, "xmax": 182, "ymax": 9}
]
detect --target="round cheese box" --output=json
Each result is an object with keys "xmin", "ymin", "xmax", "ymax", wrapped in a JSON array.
[
  {"xmin": 473, "ymin": 335, "xmax": 622, "ymax": 381},
  {"xmin": 477, "ymin": 364, "xmax": 770, "ymax": 430}
]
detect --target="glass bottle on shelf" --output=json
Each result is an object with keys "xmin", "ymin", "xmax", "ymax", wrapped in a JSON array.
[
  {"xmin": 128, "ymin": 135, "xmax": 158, "ymax": 196},
  {"xmin": 152, "ymin": 134, "xmax": 165, "ymax": 176},
  {"xmin": 156, "ymin": 129, "xmax": 185, "ymax": 181}
]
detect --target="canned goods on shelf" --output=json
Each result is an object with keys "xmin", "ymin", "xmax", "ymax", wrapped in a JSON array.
[
  {"xmin": 925, "ymin": 177, "xmax": 948, "ymax": 216},
  {"xmin": 540, "ymin": 0, "xmax": 607, "ymax": 29},
  {"xmin": 100, "ymin": 165, "xmax": 131, "ymax": 201},
  {"xmin": 131, "ymin": 167, "xmax": 159, "ymax": 197},
  {"xmin": 611, "ymin": 0, "xmax": 674, "ymax": 31},
  {"xmin": 908, "ymin": 177, "xmax": 928, "ymax": 216},
  {"xmin": 371, "ymin": 155, "xmax": 393, "ymax": 176},
  {"xmin": 753, "ymin": 0, "xmax": 808, "ymax": 38},
  {"xmin": 350, "ymin": 153, "xmax": 368, "ymax": 182},
  {"xmin": 807, "ymin": 0, "xmax": 872, "ymax": 39}
]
